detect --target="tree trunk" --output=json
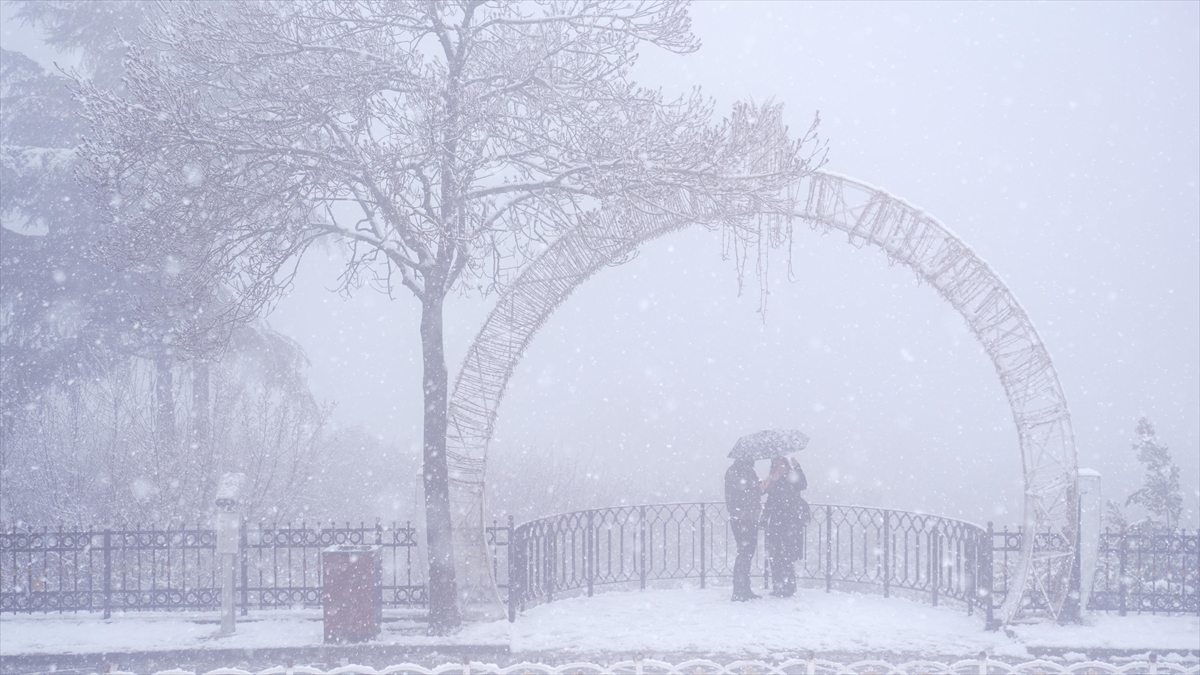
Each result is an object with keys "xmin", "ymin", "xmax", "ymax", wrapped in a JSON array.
[
  {"xmin": 155, "ymin": 354, "xmax": 175, "ymax": 458},
  {"xmin": 190, "ymin": 359, "xmax": 211, "ymax": 488},
  {"xmin": 421, "ymin": 293, "xmax": 461, "ymax": 633}
]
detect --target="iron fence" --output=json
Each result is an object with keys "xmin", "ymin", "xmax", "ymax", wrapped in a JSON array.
[
  {"xmin": 989, "ymin": 526, "xmax": 1200, "ymax": 616},
  {"xmin": 5, "ymin": 509, "xmax": 1196, "ymax": 621},
  {"xmin": 0, "ymin": 523, "xmax": 219, "ymax": 615},
  {"xmin": 505, "ymin": 502, "xmax": 992, "ymax": 623},
  {"xmin": 486, "ymin": 518, "xmax": 512, "ymax": 594},
  {"xmin": 1, "ymin": 520, "xmax": 425, "ymax": 615},
  {"xmin": 988, "ymin": 525, "xmax": 1070, "ymax": 616},
  {"xmin": 241, "ymin": 521, "xmax": 425, "ymax": 610},
  {"xmin": 1088, "ymin": 529, "xmax": 1198, "ymax": 614}
]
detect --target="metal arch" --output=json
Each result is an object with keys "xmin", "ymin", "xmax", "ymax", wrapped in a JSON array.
[{"xmin": 445, "ymin": 170, "xmax": 1078, "ymax": 624}]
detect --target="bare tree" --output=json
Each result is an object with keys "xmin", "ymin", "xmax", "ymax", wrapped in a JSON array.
[{"xmin": 77, "ymin": 0, "xmax": 821, "ymax": 631}]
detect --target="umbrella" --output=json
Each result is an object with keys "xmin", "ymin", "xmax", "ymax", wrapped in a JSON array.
[{"xmin": 727, "ymin": 429, "xmax": 810, "ymax": 461}]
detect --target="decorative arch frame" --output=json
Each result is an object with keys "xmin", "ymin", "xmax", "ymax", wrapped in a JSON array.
[{"xmin": 445, "ymin": 170, "xmax": 1078, "ymax": 624}]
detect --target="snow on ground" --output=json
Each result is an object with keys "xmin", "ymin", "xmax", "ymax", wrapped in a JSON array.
[
  {"xmin": 0, "ymin": 609, "xmax": 509, "ymax": 656},
  {"xmin": 0, "ymin": 610, "xmax": 320, "ymax": 654},
  {"xmin": 1013, "ymin": 613, "xmax": 1200, "ymax": 653},
  {"xmin": 510, "ymin": 586, "xmax": 1017, "ymax": 658},
  {"xmin": 508, "ymin": 586, "xmax": 1199, "ymax": 658},
  {"xmin": 1, "ymin": 586, "xmax": 1197, "ymax": 658}
]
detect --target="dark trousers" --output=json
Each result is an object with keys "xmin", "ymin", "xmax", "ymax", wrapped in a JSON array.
[
  {"xmin": 769, "ymin": 553, "xmax": 796, "ymax": 596},
  {"xmin": 730, "ymin": 517, "xmax": 758, "ymax": 599}
]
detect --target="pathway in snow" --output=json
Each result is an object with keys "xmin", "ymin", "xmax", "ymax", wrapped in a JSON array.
[{"xmin": 1, "ymin": 586, "xmax": 1196, "ymax": 660}]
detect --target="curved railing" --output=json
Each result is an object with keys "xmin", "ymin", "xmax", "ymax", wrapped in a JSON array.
[
  {"xmin": 506, "ymin": 502, "xmax": 993, "ymax": 623},
  {"xmin": 448, "ymin": 169, "xmax": 1082, "ymax": 623}
]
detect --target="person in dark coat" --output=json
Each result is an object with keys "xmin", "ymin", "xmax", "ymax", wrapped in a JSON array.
[
  {"xmin": 724, "ymin": 456, "xmax": 768, "ymax": 601},
  {"xmin": 763, "ymin": 456, "xmax": 808, "ymax": 597}
]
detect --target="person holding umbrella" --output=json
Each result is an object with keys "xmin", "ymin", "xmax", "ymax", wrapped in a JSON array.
[
  {"xmin": 725, "ymin": 429, "xmax": 810, "ymax": 602},
  {"xmin": 763, "ymin": 456, "xmax": 808, "ymax": 597},
  {"xmin": 724, "ymin": 455, "xmax": 767, "ymax": 601}
]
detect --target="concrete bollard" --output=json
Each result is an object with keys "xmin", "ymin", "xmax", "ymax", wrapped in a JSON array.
[{"xmin": 215, "ymin": 473, "xmax": 246, "ymax": 635}]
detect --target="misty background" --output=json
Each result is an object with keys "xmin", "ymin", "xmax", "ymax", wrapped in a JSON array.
[{"xmin": 2, "ymin": 1, "xmax": 1196, "ymax": 528}]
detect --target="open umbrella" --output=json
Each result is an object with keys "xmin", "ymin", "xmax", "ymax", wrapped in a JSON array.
[{"xmin": 727, "ymin": 429, "xmax": 810, "ymax": 461}]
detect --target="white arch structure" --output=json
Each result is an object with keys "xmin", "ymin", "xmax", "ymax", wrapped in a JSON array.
[{"xmin": 445, "ymin": 170, "xmax": 1078, "ymax": 624}]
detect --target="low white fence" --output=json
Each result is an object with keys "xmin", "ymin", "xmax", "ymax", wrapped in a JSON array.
[{"xmin": 125, "ymin": 658, "xmax": 1199, "ymax": 675}]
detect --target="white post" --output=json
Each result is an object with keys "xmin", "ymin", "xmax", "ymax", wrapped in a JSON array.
[
  {"xmin": 1077, "ymin": 469, "xmax": 1102, "ymax": 615},
  {"xmin": 217, "ymin": 513, "xmax": 238, "ymax": 634},
  {"xmin": 215, "ymin": 473, "xmax": 246, "ymax": 635}
]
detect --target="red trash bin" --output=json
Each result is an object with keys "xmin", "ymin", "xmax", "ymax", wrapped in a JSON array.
[{"xmin": 321, "ymin": 545, "xmax": 382, "ymax": 643}]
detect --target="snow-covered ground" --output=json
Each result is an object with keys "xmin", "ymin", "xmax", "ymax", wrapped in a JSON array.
[
  {"xmin": 1, "ymin": 586, "xmax": 1196, "ymax": 660},
  {"xmin": 0, "ymin": 609, "xmax": 509, "ymax": 655},
  {"xmin": 506, "ymin": 586, "xmax": 1198, "ymax": 659}
]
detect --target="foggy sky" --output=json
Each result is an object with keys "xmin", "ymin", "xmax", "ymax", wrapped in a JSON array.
[
  {"xmin": 271, "ymin": 1, "xmax": 1200, "ymax": 525},
  {"xmin": 5, "ymin": 1, "xmax": 1197, "ymax": 526}
]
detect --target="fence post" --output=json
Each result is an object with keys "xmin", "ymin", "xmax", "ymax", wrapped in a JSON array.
[
  {"xmin": 967, "ymin": 527, "xmax": 976, "ymax": 617},
  {"xmin": 102, "ymin": 529, "xmax": 112, "ymax": 620},
  {"xmin": 931, "ymin": 525, "xmax": 940, "ymax": 607},
  {"xmin": 882, "ymin": 510, "xmax": 890, "ymax": 598},
  {"xmin": 984, "ymin": 522, "xmax": 996, "ymax": 630},
  {"xmin": 215, "ymin": 473, "xmax": 244, "ymax": 634},
  {"xmin": 239, "ymin": 519, "xmax": 248, "ymax": 616},
  {"xmin": 586, "ymin": 511, "xmax": 595, "ymax": 598},
  {"xmin": 489, "ymin": 519, "xmax": 498, "ymax": 587},
  {"xmin": 825, "ymin": 505, "xmax": 833, "ymax": 593},
  {"xmin": 699, "ymin": 503, "xmax": 706, "ymax": 590},
  {"xmin": 1118, "ymin": 525, "xmax": 1128, "ymax": 617},
  {"xmin": 507, "ymin": 516, "xmax": 517, "ymax": 622},
  {"xmin": 546, "ymin": 523, "xmax": 555, "ymax": 604},
  {"xmin": 639, "ymin": 506, "xmax": 647, "ymax": 590},
  {"xmin": 1063, "ymin": 494, "xmax": 1084, "ymax": 623}
]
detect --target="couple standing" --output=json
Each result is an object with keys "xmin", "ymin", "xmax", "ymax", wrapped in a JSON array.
[{"xmin": 724, "ymin": 455, "xmax": 809, "ymax": 601}]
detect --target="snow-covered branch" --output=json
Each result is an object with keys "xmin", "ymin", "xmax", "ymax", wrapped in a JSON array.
[{"xmin": 75, "ymin": 0, "xmax": 824, "ymax": 633}]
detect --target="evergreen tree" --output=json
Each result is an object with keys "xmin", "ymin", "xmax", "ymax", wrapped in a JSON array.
[
  {"xmin": 2, "ymin": 2, "xmax": 154, "ymax": 426},
  {"xmin": 2, "ymin": 2, "xmax": 330, "ymax": 525},
  {"xmin": 1125, "ymin": 417, "xmax": 1183, "ymax": 530},
  {"xmin": 1, "ymin": 47, "xmax": 129, "ymax": 427}
]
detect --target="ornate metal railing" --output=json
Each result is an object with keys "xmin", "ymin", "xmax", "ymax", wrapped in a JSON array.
[
  {"xmin": 0, "ymin": 521, "xmax": 426, "ymax": 614},
  {"xmin": 990, "ymin": 526, "xmax": 1200, "ymax": 616},
  {"xmin": 0, "ymin": 523, "xmax": 218, "ymax": 614},
  {"xmin": 1088, "ymin": 529, "xmax": 1198, "ymax": 614},
  {"xmin": 5, "ymin": 511, "xmax": 1195, "ymax": 620},
  {"xmin": 241, "ymin": 521, "xmax": 425, "ymax": 610},
  {"xmin": 990, "ymin": 526, "xmax": 1071, "ymax": 615},
  {"xmin": 506, "ymin": 502, "xmax": 994, "ymax": 623}
]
